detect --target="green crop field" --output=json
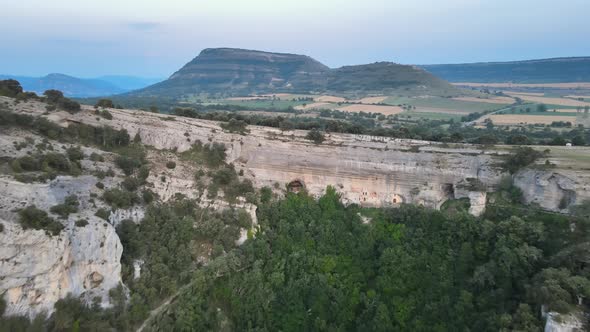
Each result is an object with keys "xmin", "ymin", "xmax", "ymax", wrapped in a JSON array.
[
  {"xmin": 383, "ymin": 96, "xmax": 510, "ymax": 113},
  {"xmin": 206, "ymin": 99, "xmax": 308, "ymax": 109},
  {"xmin": 395, "ymin": 111, "xmax": 463, "ymax": 121}
]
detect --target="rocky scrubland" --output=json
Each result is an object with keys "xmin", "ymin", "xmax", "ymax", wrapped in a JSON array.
[{"xmin": 0, "ymin": 93, "xmax": 589, "ymax": 330}]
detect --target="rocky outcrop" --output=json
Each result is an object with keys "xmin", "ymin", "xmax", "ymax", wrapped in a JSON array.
[
  {"xmin": 544, "ymin": 311, "xmax": 586, "ymax": 332},
  {"xmin": 108, "ymin": 207, "xmax": 145, "ymax": 227},
  {"xmin": 455, "ymin": 188, "xmax": 487, "ymax": 216},
  {"xmin": 0, "ymin": 176, "xmax": 122, "ymax": 318},
  {"xmin": 50, "ymin": 107, "xmax": 503, "ymax": 212},
  {"xmin": 514, "ymin": 169, "xmax": 590, "ymax": 212},
  {"xmin": 0, "ymin": 216, "xmax": 122, "ymax": 318}
]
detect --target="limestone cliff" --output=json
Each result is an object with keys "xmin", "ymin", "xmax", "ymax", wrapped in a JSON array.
[
  {"xmin": 514, "ymin": 169, "xmax": 590, "ymax": 212},
  {"xmin": 0, "ymin": 177, "xmax": 122, "ymax": 318},
  {"xmin": 37, "ymin": 105, "xmax": 503, "ymax": 213},
  {"xmin": 544, "ymin": 311, "xmax": 586, "ymax": 332}
]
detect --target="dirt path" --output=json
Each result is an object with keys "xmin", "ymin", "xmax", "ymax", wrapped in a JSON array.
[
  {"xmin": 136, "ymin": 283, "xmax": 192, "ymax": 332},
  {"xmin": 464, "ymin": 105, "xmax": 514, "ymax": 126}
]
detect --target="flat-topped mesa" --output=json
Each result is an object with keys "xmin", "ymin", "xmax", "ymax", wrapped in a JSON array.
[
  {"xmin": 129, "ymin": 47, "xmax": 461, "ymax": 97},
  {"xmin": 149, "ymin": 48, "xmax": 329, "ymax": 95}
]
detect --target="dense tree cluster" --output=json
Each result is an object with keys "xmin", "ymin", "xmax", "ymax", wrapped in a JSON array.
[{"xmin": 150, "ymin": 188, "xmax": 590, "ymax": 331}]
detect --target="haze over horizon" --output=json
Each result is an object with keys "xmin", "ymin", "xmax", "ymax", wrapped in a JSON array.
[{"xmin": 2, "ymin": 0, "xmax": 589, "ymax": 78}]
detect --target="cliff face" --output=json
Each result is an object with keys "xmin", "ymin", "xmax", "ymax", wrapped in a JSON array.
[
  {"xmin": 0, "ymin": 177, "xmax": 122, "ymax": 318},
  {"xmin": 33, "ymin": 103, "xmax": 504, "ymax": 214},
  {"xmin": 514, "ymin": 169, "xmax": 590, "ymax": 212},
  {"xmin": 130, "ymin": 48, "xmax": 460, "ymax": 96},
  {"xmin": 544, "ymin": 311, "xmax": 586, "ymax": 332}
]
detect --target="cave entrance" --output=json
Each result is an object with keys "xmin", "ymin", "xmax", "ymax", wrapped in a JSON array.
[
  {"xmin": 287, "ymin": 180, "xmax": 305, "ymax": 193},
  {"xmin": 391, "ymin": 194, "xmax": 404, "ymax": 205},
  {"xmin": 442, "ymin": 183, "xmax": 455, "ymax": 198}
]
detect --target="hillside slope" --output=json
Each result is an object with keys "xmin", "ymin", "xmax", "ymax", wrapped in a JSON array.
[
  {"xmin": 0, "ymin": 74, "xmax": 164, "ymax": 97},
  {"xmin": 0, "ymin": 74, "xmax": 125, "ymax": 97},
  {"xmin": 129, "ymin": 48, "xmax": 460, "ymax": 98},
  {"xmin": 421, "ymin": 57, "xmax": 590, "ymax": 83}
]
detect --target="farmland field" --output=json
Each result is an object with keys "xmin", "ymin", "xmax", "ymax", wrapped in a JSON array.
[
  {"xmin": 453, "ymin": 82, "xmax": 590, "ymax": 89},
  {"xmin": 212, "ymin": 98, "xmax": 308, "ymax": 109},
  {"xmin": 383, "ymin": 96, "xmax": 510, "ymax": 113},
  {"xmin": 452, "ymin": 96, "xmax": 515, "ymax": 104},
  {"xmin": 336, "ymin": 104, "xmax": 404, "ymax": 115},
  {"xmin": 395, "ymin": 111, "xmax": 463, "ymax": 121},
  {"xmin": 481, "ymin": 114, "xmax": 577, "ymax": 125},
  {"xmin": 505, "ymin": 92, "xmax": 590, "ymax": 107}
]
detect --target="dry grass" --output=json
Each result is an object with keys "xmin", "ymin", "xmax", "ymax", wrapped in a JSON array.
[
  {"xmin": 315, "ymin": 95, "xmax": 346, "ymax": 103},
  {"xmin": 294, "ymin": 102, "xmax": 334, "ymax": 111},
  {"xmin": 351, "ymin": 96, "xmax": 388, "ymax": 104},
  {"xmin": 413, "ymin": 107, "xmax": 475, "ymax": 114},
  {"xmin": 452, "ymin": 96, "xmax": 515, "ymax": 104},
  {"xmin": 505, "ymin": 93, "xmax": 590, "ymax": 107},
  {"xmin": 336, "ymin": 104, "xmax": 404, "ymax": 115},
  {"xmin": 553, "ymin": 109, "xmax": 583, "ymax": 113},
  {"xmin": 503, "ymin": 91, "xmax": 546, "ymax": 96},
  {"xmin": 225, "ymin": 93, "xmax": 295, "ymax": 101},
  {"xmin": 481, "ymin": 114, "xmax": 577, "ymax": 125},
  {"xmin": 226, "ymin": 96, "xmax": 271, "ymax": 101},
  {"xmin": 454, "ymin": 82, "xmax": 590, "ymax": 89}
]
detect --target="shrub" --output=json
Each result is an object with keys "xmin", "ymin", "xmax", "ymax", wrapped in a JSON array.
[
  {"xmin": 96, "ymin": 109, "xmax": 113, "ymax": 120},
  {"xmin": 114, "ymin": 144, "xmax": 146, "ymax": 175},
  {"xmin": 503, "ymin": 147, "xmax": 544, "ymax": 174},
  {"xmin": 43, "ymin": 89, "xmax": 64, "ymax": 103},
  {"xmin": 166, "ymin": 161, "xmax": 176, "ymax": 169},
  {"xmin": 95, "ymin": 208, "xmax": 110, "ymax": 220},
  {"xmin": 180, "ymin": 141, "xmax": 226, "ymax": 168},
  {"xmin": 103, "ymin": 188, "xmax": 139, "ymax": 209},
  {"xmin": 18, "ymin": 206, "xmax": 64, "ymax": 236},
  {"xmin": 212, "ymin": 166, "xmax": 237, "ymax": 186},
  {"xmin": 0, "ymin": 79, "xmax": 23, "ymax": 97},
  {"xmin": 60, "ymin": 98, "xmax": 81, "ymax": 113},
  {"xmin": 305, "ymin": 129, "xmax": 325, "ymax": 144},
  {"xmin": 260, "ymin": 186, "xmax": 273, "ymax": 203},
  {"xmin": 43, "ymin": 153, "xmax": 71, "ymax": 172},
  {"xmin": 95, "ymin": 182, "xmax": 105, "ymax": 189},
  {"xmin": 75, "ymin": 219, "xmax": 89, "ymax": 227},
  {"xmin": 11, "ymin": 156, "xmax": 38, "ymax": 172},
  {"xmin": 50, "ymin": 195, "xmax": 79, "ymax": 219},
  {"xmin": 115, "ymin": 156, "xmax": 141, "ymax": 176},
  {"xmin": 142, "ymin": 190, "xmax": 156, "ymax": 204},
  {"xmin": 96, "ymin": 99, "xmax": 114, "ymax": 108},
  {"xmin": 137, "ymin": 165, "xmax": 150, "ymax": 182},
  {"xmin": 89, "ymin": 152, "xmax": 104, "ymax": 162},
  {"xmin": 220, "ymin": 118, "xmax": 249, "ymax": 134},
  {"xmin": 66, "ymin": 146, "xmax": 84, "ymax": 162},
  {"xmin": 122, "ymin": 177, "xmax": 140, "ymax": 192}
]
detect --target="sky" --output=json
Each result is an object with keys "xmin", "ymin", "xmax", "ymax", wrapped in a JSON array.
[{"xmin": 1, "ymin": 0, "xmax": 589, "ymax": 78}]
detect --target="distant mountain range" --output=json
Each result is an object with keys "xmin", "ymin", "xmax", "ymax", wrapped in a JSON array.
[
  {"xmin": 128, "ymin": 48, "xmax": 460, "ymax": 98},
  {"xmin": 0, "ymin": 73, "xmax": 164, "ymax": 98},
  {"xmin": 420, "ymin": 57, "xmax": 590, "ymax": 83}
]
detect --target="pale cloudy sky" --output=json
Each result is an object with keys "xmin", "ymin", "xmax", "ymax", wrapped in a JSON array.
[{"xmin": 1, "ymin": 0, "xmax": 589, "ymax": 77}]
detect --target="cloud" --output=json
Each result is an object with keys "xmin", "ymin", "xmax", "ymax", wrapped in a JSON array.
[{"xmin": 126, "ymin": 21, "xmax": 161, "ymax": 31}]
